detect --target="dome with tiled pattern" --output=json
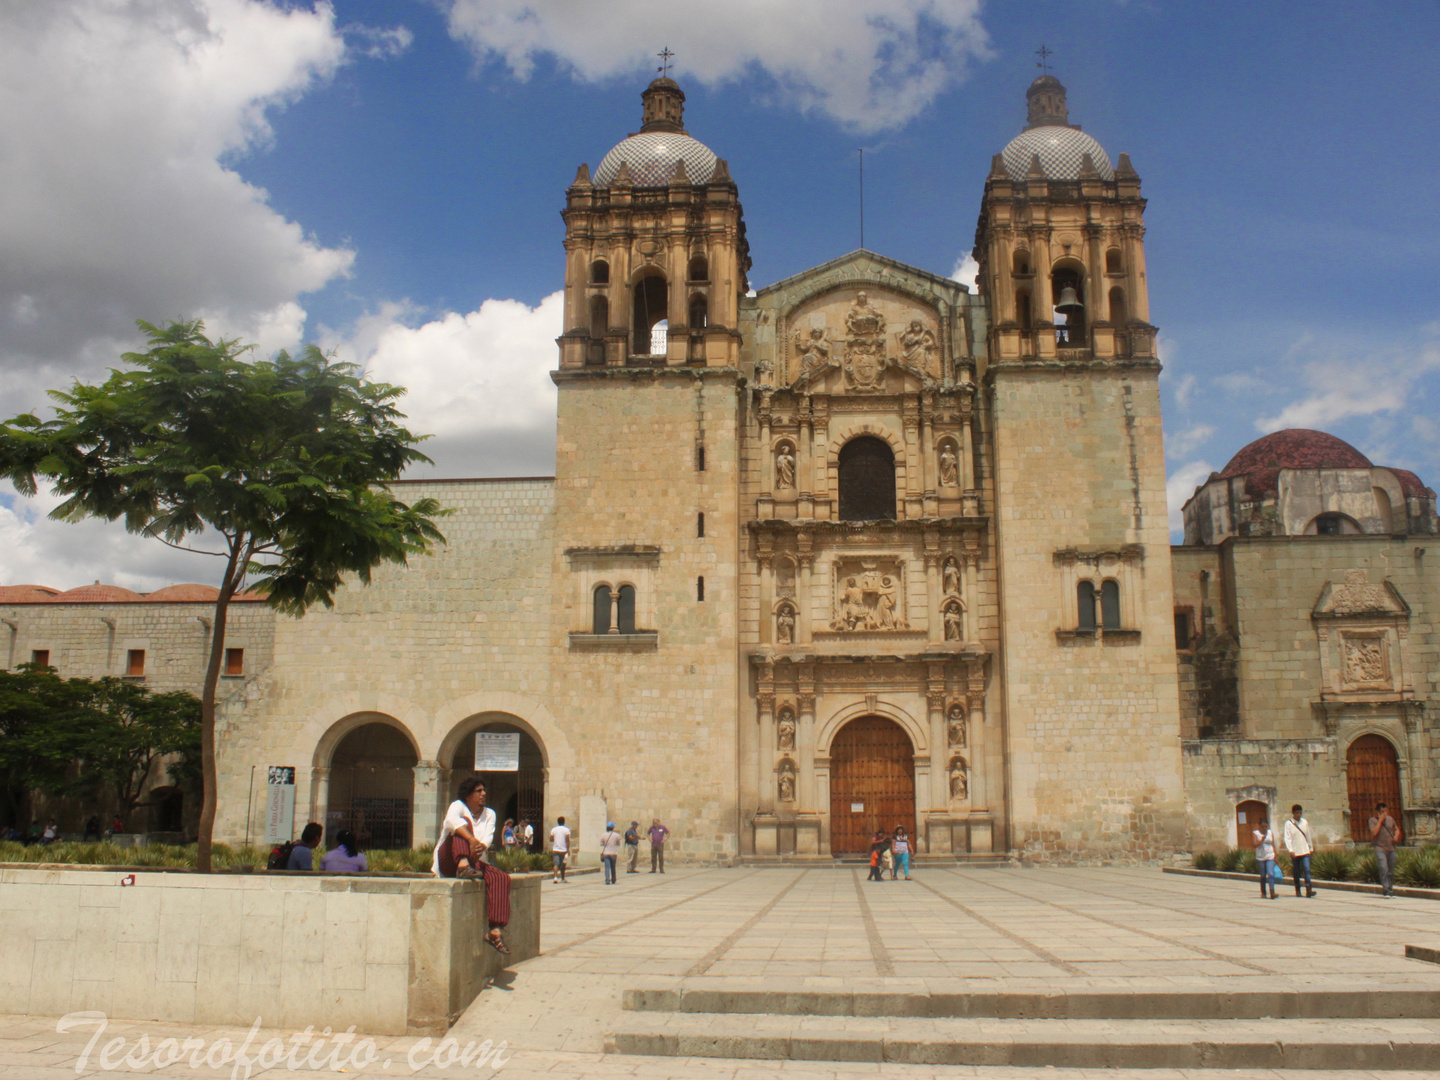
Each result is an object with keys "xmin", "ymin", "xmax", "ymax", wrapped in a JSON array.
[
  {"xmin": 1002, "ymin": 126, "xmax": 1114, "ymax": 182},
  {"xmin": 594, "ymin": 131, "xmax": 718, "ymax": 187}
]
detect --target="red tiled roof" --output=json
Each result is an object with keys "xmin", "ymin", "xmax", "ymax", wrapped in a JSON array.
[
  {"xmin": 0, "ymin": 585, "xmax": 60, "ymax": 603},
  {"xmin": 144, "ymin": 584, "xmax": 220, "ymax": 602},
  {"xmin": 1388, "ymin": 468, "xmax": 1431, "ymax": 498},
  {"xmin": 1221, "ymin": 429, "xmax": 1372, "ymax": 479},
  {"xmin": 51, "ymin": 584, "xmax": 145, "ymax": 603}
]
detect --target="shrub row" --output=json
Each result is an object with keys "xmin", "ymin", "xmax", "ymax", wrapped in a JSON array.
[
  {"xmin": 0, "ymin": 840, "xmax": 551, "ymax": 874},
  {"xmin": 1192, "ymin": 846, "xmax": 1440, "ymax": 887}
]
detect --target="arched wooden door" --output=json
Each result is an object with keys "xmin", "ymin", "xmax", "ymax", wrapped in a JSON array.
[
  {"xmin": 828, "ymin": 717, "xmax": 916, "ymax": 855},
  {"xmin": 1347, "ymin": 734, "xmax": 1402, "ymax": 842},
  {"xmin": 1235, "ymin": 800, "xmax": 1268, "ymax": 849}
]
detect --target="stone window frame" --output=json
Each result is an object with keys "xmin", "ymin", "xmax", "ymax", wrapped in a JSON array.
[
  {"xmin": 1053, "ymin": 545, "xmax": 1144, "ymax": 644},
  {"xmin": 565, "ymin": 546, "xmax": 660, "ymax": 649}
]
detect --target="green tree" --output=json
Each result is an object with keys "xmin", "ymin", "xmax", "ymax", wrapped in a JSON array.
[
  {"xmin": 0, "ymin": 320, "xmax": 447, "ymax": 869},
  {"xmin": 0, "ymin": 662, "xmax": 87, "ymax": 827}
]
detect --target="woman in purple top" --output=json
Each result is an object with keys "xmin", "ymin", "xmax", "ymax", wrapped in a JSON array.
[{"xmin": 320, "ymin": 829, "xmax": 369, "ymax": 873}]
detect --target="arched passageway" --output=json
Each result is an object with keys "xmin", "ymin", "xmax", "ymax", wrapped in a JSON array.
[
  {"xmin": 828, "ymin": 716, "xmax": 916, "ymax": 855},
  {"xmin": 448, "ymin": 720, "xmax": 546, "ymax": 849},
  {"xmin": 328, "ymin": 721, "xmax": 417, "ymax": 849}
]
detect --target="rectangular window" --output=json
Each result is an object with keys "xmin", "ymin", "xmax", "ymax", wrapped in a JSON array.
[
  {"xmin": 126, "ymin": 649, "xmax": 145, "ymax": 677},
  {"xmin": 1174, "ymin": 608, "xmax": 1193, "ymax": 650},
  {"xmin": 225, "ymin": 648, "xmax": 245, "ymax": 676},
  {"xmin": 696, "ymin": 445, "xmax": 706, "ymax": 472},
  {"xmin": 697, "ymin": 576, "xmax": 705, "ymax": 602},
  {"xmin": 697, "ymin": 512, "xmax": 705, "ymax": 538},
  {"xmin": 30, "ymin": 649, "xmax": 49, "ymax": 668}
]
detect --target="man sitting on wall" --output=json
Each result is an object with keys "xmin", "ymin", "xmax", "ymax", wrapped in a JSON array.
[{"xmin": 433, "ymin": 777, "xmax": 511, "ymax": 954}]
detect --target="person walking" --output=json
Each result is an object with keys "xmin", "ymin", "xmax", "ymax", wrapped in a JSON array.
[
  {"xmin": 867, "ymin": 830, "xmax": 889, "ymax": 882},
  {"xmin": 1283, "ymin": 804, "xmax": 1317, "ymax": 898},
  {"xmin": 891, "ymin": 825, "xmax": 912, "ymax": 880},
  {"xmin": 648, "ymin": 818, "xmax": 670, "ymax": 873},
  {"xmin": 519, "ymin": 818, "xmax": 534, "ymax": 852},
  {"xmin": 431, "ymin": 778, "xmax": 511, "ymax": 953},
  {"xmin": 624, "ymin": 820, "xmax": 641, "ymax": 873},
  {"xmin": 501, "ymin": 819, "xmax": 517, "ymax": 852},
  {"xmin": 600, "ymin": 822, "xmax": 622, "ymax": 885},
  {"xmin": 550, "ymin": 815, "xmax": 571, "ymax": 883},
  {"xmin": 1253, "ymin": 816, "xmax": 1278, "ymax": 899},
  {"xmin": 1369, "ymin": 801, "xmax": 1402, "ymax": 898}
]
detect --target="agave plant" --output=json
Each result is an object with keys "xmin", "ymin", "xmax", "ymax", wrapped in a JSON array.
[
  {"xmin": 1397, "ymin": 847, "xmax": 1440, "ymax": 888},
  {"xmin": 1239, "ymin": 849, "xmax": 1258, "ymax": 875},
  {"xmin": 1193, "ymin": 851, "xmax": 1219, "ymax": 871},
  {"xmin": 1217, "ymin": 847, "xmax": 1244, "ymax": 872},
  {"xmin": 1355, "ymin": 852, "xmax": 1379, "ymax": 884},
  {"xmin": 1311, "ymin": 849, "xmax": 1353, "ymax": 881}
]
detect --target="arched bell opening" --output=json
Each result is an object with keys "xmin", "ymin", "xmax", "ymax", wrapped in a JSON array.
[
  {"xmin": 632, "ymin": 271, "xmax": 668, "ymax": 356},
  {"xmin": 1051, "ymin": 261, "xmax": 1086, "ymax": 346}
]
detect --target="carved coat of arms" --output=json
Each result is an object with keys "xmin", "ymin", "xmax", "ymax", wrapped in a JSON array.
[{"xmin": 843, "ymin": 291, "xmax": 888, "ymax": 392}]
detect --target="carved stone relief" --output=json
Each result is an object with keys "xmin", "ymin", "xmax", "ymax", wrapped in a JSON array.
[
  {"xmin": 842, "ymin": 291, "xmax": 888, "ymax": 392},
  {"xmin": 775, "ymin": 602, "xmax": 796, "ymax": 645},
  {"xmin": 1341, "ymin": 632, "xmax": 1389, "ymax": 688},
  {"xmin": 1330, "ymin": 569, "xmax": 1394, "ymax": 614},
  {"xmin": 938, "ymin": 440, "xmax": 959, "ymax": 488},
  {"xmin": 778, "ymin": 759, "xmax": 797, "ymax": 803},
  {"xmin": 943, "ymin": 599, "xmax": 964, "ymax": 641},
  {"xmin": 898, "ymin": 319, "xmax": 938, "ymax": 375},
  {"xmin": 829, "ymin": 559, "xmax": 908, "ymax": 631},
  {"xmin": 942, "ymin": 556, "xmax": 961, "ymax": 599},
  {"xmin": 775, "ymin": 441, "xmax": 796, "ymax": 489},
  {"xmin": 948, "ymin": 756, "xmax": 968, "ymax": 801},
  {"xmin": 794, "ymin": 327, "xmax": 831, "ymax": 373}
]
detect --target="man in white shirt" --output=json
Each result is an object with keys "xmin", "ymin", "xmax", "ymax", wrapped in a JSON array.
[
  {"xmin": 1283, "ymin": 803, "xmax": 1317, "ymax": 898},
  {"xmin": 432, "ymin": 778, "xmax": 511, "ymax": 953},
  {"xmin": 550, "ymin": 816, "xmax": 571, "ymax": 883}
]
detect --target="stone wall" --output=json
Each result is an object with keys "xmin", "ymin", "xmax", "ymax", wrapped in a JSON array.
[
  {"xmin": 0, "ymin": 866, "xmax": 541, "ymax": 1035},
  {"xmin": 1182, "ymin": 738, "xmax": 1346, "ymax": 851}
]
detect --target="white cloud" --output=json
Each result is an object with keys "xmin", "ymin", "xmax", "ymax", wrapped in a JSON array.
[
  {"xmin": 324, "ymin": 292, "xmax": 564, "ymax": 478},
  {"xmin": 1173, "ymin": 374, "xmax": 1197, "ymax": 410},
  {"xmin": 1166, "ymin": 460, "xmax": 1216, "ymax": 539},
  {"xmin": 443, "ymin": 0, "xmax": 992, "ymax": 133},
  {"xmin": 1164, "ymin": 423, "xmax": 1214, "ymax": 460},
  {"xmin": 1255, "ymin": 334, "xmax": 1440, "ymax": 432},
  {"xmin": 0, "ymin": 0, "xmax": 363, "ymax": 417},
  {"xmin": 950, "ymin": 252, "xmax": 979, "ymax": 293}
]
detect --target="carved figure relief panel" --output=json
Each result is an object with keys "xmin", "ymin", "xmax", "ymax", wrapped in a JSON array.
[
  {"xmin": 829, "ymin": 558, "xmax": 909, "ymax": 631},
  {"xmin": 782, "ymin": 287, "xmax": 945, "ymax": 388},
  {"xmin": 1313, "ymin": 570, "xmax": 1412, "ymax": 700}
]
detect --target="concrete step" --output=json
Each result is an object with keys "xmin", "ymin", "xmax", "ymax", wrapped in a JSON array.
[
  {"xmin": 623, "ymin": 982, "xmax": 1440, "ymax": 1020},
  {"xmin": 606, "ymin": 1013, "xmax": 1440, "ymax": 1070}
]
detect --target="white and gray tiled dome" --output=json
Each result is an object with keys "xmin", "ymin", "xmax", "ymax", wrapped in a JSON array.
[
  {"xmin": 1001, "ymin": 126, "xmax": 1114, "ymax": 182},
  {"xmin": 594, "ymin": 132, "xmax": 718, "ymax": 187}
]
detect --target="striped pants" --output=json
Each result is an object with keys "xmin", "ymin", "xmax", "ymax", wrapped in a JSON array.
[{"xmin": 441, "ymin": 837, "xmax": 512, "ymax": 928}]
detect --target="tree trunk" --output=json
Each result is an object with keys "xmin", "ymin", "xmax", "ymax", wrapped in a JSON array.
[{"xmin": 196, "ymin": 543, "xmax": 243, "ymax": 873}]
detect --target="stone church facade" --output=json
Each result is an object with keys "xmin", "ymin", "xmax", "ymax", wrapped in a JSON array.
[{"xmin": 3, "ymin": 77, "xmax": 1436, "ymax": 860}]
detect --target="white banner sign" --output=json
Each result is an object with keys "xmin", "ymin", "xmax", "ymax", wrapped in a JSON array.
[
  {"xmin": 475, "ymin": 732, "xmax": 521, "ymax": 772},
  {"xmin": 264, "ymin": 766, "xmax": 296, "ymax": 845}
]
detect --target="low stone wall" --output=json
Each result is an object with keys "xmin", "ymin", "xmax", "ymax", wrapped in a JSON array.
[{"xmin": 0, "ymin": 866, "xmax": 540, "ymax": 1035}]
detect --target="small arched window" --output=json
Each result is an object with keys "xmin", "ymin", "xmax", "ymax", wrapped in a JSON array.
[
  {"xmin": 1314, "ymin": 513, "xmax": 1348, "ymax": 536},
  {"xmin": 592, "ymin": 585, "xmax": 612, "ymax": 634},
  {"xmin": 837, "ymin": 436, "xmax": 897, "ymax": 521},
  {"xmin": 1101, "ymin": 580, "xmax": 1121, "ymax": 631},
  {"xmin": 1077, "ymin": 581, "xmax": 1096, "ymax": 632},
  {"xmin": 616, "ymin": 585, "xmax": 636, "ymax": 634},
  {"xmin": 688, "ymin": 255, "xmax": 709, "ymax": 281},
  {"xmin": 689, "ymin": 294, "xmax": 708, "ymax": 329},
  {"xmin": 1105, "ymin": 248, "xmax": 1123, "ymax": 274},
  {"xmin": 1012, "ymin": 250, "xmax": 1031, "ymax": 275},
  {"xmin": 590, "ymin": 259, "xmax": 609, "ymax": 284}
]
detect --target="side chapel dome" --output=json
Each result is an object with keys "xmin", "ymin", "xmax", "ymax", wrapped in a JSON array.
[
  {"xmin": 1000, "ymin": 74, "xmax": 1114, "ymax": 181},
  {"xmin": 593, "ymin": 76, "xmax": 719, "ymax": 186}
]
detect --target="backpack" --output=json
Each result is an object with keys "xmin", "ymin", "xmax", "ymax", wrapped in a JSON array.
[{"xmin": 267, "ymin": 841, "xmax": 295, "ymax": 870}]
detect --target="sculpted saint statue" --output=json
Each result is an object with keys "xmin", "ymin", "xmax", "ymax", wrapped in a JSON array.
[
  {"xmin": 942, "ymin": 557, "xmax": 960, "ymax": 598},
  {"xmin": 876, "ymin": 575, "xmax": 898, "ymax": 629},
  {"xmin": 776, "ymin": 605, "xmax": 795, "ymax": 645},
  {"xmin": 947, "ymin": 704, "xmax": 967, "ymax": 748},
  {"xmin": 845, "ymin": 291, "xmax": 886, "ymax": 339},
  {"xmin": 795, "ymin": 327, "xmax": 830, "ymax": 372},
  {"xmin": 899, "ymin": 319, "xmax": 937, "ymax": 372},
  {"xmin": 943, "ymin": 601, "xmax": 963, "ymax": 642},
  {"xmin": 775, "ymin": 443, "xmax": 796, "ymax": 489},
  {"xmin": 777, "ymin": 712, "xmax": 796, "ymax": 750},
  {"xmin": 938, "ymin": 443, "xmax": 959, "ymax": 488},
  {"xmin": 778, "ymin": 770, "xmax": 796, "ymax": 803},
  {"xmin": 949, "ymin": 761, "xmax": 968, "ymax": 800}
]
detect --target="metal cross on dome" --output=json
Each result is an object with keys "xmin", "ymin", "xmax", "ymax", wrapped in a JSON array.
[
  {"xmin": 1035, "ymin": 44, "xmax": 1053, "ymax": 73},
  {"xmin": 657, "ymin": 47, "xmax": 675, "ymax": 77}
]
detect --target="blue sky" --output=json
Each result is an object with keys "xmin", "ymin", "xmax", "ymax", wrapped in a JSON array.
[{"xmin": 2, "ymin": 0, "xmax": 1438, "ymax": 589}]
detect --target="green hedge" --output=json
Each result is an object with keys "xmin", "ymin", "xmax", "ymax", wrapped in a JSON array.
[
  {"xmin": 1193, "ymin": 846, "xmax": 1440, "ymax": 888},
  {"xmin": 0, "ymin": 840, "xmax": 545, "ymax": 874}
]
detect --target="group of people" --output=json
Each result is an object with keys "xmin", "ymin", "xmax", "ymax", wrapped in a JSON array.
[
  {"xmin": 1249, "ymin": 801, "xmax": 1404, "ymax": 899},
  {"xmin": 279, "ymin": 822, "xmax": 370, "ymax": 873},
  {"xmin": 866, "ymin": 825, "xmax": 912, "ymax": 881},
  {"xmin": 596, "ymin": 819, "xmax": 670, "ymax": 884}
]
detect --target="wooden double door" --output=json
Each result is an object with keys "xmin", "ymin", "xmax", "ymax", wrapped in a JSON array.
[
  {"xmin": 828, "ymin": 716, "xmax": 917, "ymax": 855},
  {"xmin": 1346, "ymin": 734, "xmax": 1402, "ymax": 842}
]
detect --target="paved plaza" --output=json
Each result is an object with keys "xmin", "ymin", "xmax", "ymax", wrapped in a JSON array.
[{"xmin": 6, "ymin": 865, "xmax": 1440, "ymax": 1078}]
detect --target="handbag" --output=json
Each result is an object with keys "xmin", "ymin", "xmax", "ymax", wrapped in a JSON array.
[{"xmin": 1269, "ymin": 862, "xmax": 1283, "ymax": 883}]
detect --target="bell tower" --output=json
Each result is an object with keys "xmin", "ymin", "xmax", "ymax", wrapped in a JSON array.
[
  {"xmin": 974, "ymin": 76, "xmax": 1185, "ymax": 860},
  {"xmin": 548, "ymin": 79, "xmax": 748, "ymax": 861}
]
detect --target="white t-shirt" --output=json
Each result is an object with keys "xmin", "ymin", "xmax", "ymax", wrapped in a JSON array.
[
  {"xmin": 431, "ymin": 800, "xmax": 496, "ymax": 876},
  {"xmin": 551, "ymin": 824, "xmax": 571, "ymax": 853}
]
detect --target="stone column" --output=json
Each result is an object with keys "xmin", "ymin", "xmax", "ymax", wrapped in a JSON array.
[
  {"xmin": 798, "ymin": 409, "xmax": 814, "ymax": 519},
  {"xmin": 927, "ymin": 688, "xmax": 947, "ymax": 812},
  {"xmin": 411, "ymin": 760, "xmax": 441, "ymax": 849},
  {"xmin": 797, "ymin": 553, "xmax": 815, "ymax": 644},
  {"xmin": 964, "ymin": 553, "xmax": 978, "ymax": 644},
  {"xmin": 797, "ymin": 691, "xmax": 817, "ymax": 812},
  {"xmin": 925, "ymin": 553, "xmax": 943, "ymax": 644},
  {"xmin": 812, "ymin": 406, "xmax": 829, "ymax": 515},
  {"xmin": 920, "ymin": 412, "xmax": 934, "ymax": 494},
  {"xmin": 309, "ymin": 766, "xmax": 330, "ymax": 837},
  {"xmin": 961, "ymin": 415, "xmax": 976, "ymax": 488},
  {"xmin": 759, "ymin": 409, "xmax": 774, "ymax": 495},
  {"xmin": 966, "ymin": 681, "xmax": 993, "ymax": 853},
  {"xmin": 758, "ymin": 553, "xmax": 774, "ymax": 644},
  {"xmin": 756, "ymin": 693, "xmax": 775, "ymax": 815}
]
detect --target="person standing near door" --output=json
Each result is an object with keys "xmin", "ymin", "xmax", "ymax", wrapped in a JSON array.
[
  {"xmin": 1369, "ymin": 801, "xmax": 1402, "ymax": 898},
  {"xmin": 1253, "ymin": 817, "xmax": 1278, "ymax": 899},
  {"xmin": 891, "ymin": 825, "xmax": 912, "ymax": 880},
  {"xmin": 1283, "ymin": 804, "xmax": 1317, "ymax": 898},
  {"xmin": 648, "ymin": 818, "xmax": 670, "ymax": 873},
  {"xmin": 600, "ymin": 822, "xmax": 622, "ymax": 885},
  {"xmin": 624, "ymin": 820, "xmax": 641, "ymax": 873},
  {"xmin": 867, "ymin": 830, "xmax": 889, "ymax": 882}
]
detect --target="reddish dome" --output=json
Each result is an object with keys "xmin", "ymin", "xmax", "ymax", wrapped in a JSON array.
[
  {"xmin": 1389, "ymin": 468, "xmax": 1430, "ymax": 498},
  {"xmin": 145, "ymin": 584, "xmax": 220, "ymax": 602},
  {"xmin": 0, "ymin": 585, "xmax": 60, "ymax": 603},
  {"xmin": 51, "ymin": 583, "xmax": 144, "ymax": 603},
  {"xmin": 1221, "ymin": 429, "xmax": 1372, "ymax": 478}
]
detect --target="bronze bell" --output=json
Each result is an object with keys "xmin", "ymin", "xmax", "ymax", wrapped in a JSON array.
[{"xmin": 1055, "ymin": 285, "xmax": 1084, "ymax": 315}]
